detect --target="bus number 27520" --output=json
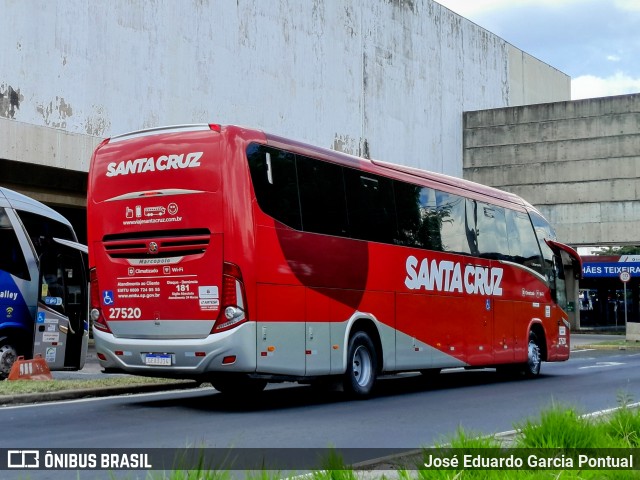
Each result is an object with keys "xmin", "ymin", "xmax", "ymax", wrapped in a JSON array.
[{"xmin": 108, "ymin": 307, "xmax": 142, "ymax": 319}]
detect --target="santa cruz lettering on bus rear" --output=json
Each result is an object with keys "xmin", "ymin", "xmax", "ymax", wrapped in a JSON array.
[
  {"xmin": 405, "ymin": 255, "xmax": 503, "ymax": 295},
  {"xmin": 105, "ymin": 152, "xmax": 203, "ymax": 177}
]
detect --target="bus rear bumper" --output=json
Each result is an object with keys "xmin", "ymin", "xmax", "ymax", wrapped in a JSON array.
[{"xmin": 92, "ymin": 322, "xmax": 257, "ymax": 377}]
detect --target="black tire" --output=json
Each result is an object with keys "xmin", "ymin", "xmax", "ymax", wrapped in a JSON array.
[
  {"xmin": 522, "ymin": 331, "xmax": 542, "ymax": 378},
  {"xmin": 343, "ymin": 331, "xmax": 378, "ymax": 397},
  {"xmin": 0, "ymin": 338, "xmax": 18, "ymax": 380},
  {"xmin": 211, "ymin": 375, "xmax": 267, "ymax": 397},
  {"xmin": 495, "ymin": 364, "xmax": 519, "ymax": 377},
  {"xmin": 420, "ymin": 368, "xmax": 441, "ymax": 379}
]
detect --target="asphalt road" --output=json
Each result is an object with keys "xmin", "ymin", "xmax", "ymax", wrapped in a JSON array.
[{"xmin": 3, "ymin": 334, "xmax": 638, "ymax": 479}]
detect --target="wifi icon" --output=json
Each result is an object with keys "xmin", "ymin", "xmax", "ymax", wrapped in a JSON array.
[{"xmin": 6, "ymin": 307, "xmax": 13, "ymax": 317}]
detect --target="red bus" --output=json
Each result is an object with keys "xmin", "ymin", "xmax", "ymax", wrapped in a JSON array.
[{"xmin": 87, "ymin": 124, "xmax": 581, "ymax": 397}]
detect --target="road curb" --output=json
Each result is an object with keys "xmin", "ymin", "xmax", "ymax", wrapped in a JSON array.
[
  {"xmin": 0, "ymin": 381, "xmax": 200, "ymax": 406},
  {"xmin": 573, "ymin": 344, "xmax": 640, "ymax": 350}
]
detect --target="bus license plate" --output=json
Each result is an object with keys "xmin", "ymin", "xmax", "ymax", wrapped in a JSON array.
[{"xmin": 145, "ymin": 353, "xmax": 172, "ymax": 366}]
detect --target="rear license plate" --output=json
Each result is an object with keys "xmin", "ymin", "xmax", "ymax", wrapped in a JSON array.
[{"xmin": 145, "ymin": 353, "xmax": 172, "ymax": 366}]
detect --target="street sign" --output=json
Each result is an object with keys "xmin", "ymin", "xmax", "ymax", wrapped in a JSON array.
[{"xmin": 619, "ymin": 271, "xmax": 631, "ymax": 283}]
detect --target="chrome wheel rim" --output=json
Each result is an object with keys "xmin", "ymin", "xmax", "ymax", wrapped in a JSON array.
[
  {"xmin": 528, "ymin": 340, "xmax": 540, "ymax": 374},
  {"xmin": 0, "ymin": 344, "xmax": 17, "ymax": 377},
  {"xmin": 352, "ymin": 345, "xmax": 373, "ymax": 387}
]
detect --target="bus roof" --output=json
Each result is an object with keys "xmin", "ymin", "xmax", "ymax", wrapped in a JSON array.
[
  {"xmin": 264, "ymin": 129, "xmax": 526, "ymax": 208},
  {"xmin": 0, "ymin": 187, "xmax": 72, "ymax": 226},
  {"xmin": 100, "ymin": 123, "xmax": 528, "ymax": 209}
]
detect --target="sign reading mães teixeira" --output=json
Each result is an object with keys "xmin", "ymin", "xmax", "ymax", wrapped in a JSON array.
[{"xmin": 582, "ymin": 255, "xmax": 640, "ymax": 278}]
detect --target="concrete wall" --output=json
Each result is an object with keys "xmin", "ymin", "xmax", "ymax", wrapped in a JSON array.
[
  {"xmin": 507, "ymin": 45, "xmax": 570, "ymax": 107},
  {"xmin": 0, "ymin": 0, "xmax": 569, "ymax": 179},
  {"xmin": 0, "ymin": 117, "xmax": 100, "ymax": 207},
  {"xmin": 463, "ymin": 94, "xmax": 640, "ymax": 246},
  {"xmin": 0, "ymin": 118, "xmax": 101, "ymax": 172}
]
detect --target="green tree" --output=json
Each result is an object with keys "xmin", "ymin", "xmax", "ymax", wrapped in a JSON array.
[{"xmin": 595, "ymin": 246, "xmax": 640, "ymax": 256}]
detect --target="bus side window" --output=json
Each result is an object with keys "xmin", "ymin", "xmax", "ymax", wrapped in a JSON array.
[
  {"xmin": 296, "ymin": 155, "xmax": 349, "ymax": 237},
  {"xmin": 394, "ymin": 181, "xmax": 443, "ymax": 251},
  {"xmin": 505, "ymin": 210, "xmax": 544, "ymax": 275},
  {"xmin": 437, "ymin": 191, "xmax": 474, "ymax": 255},
  {"xmin": 530, "ymin": 210, "xmax": 557, "ymax": 285},
  {"xmin": 0, "ymin": 208, "xmax": 30, "ymax": 281},
  {"xmin": 344, "ymin": 169, "xmax": 398, "ymax": 244},
  {"xmin": 475, "ymin": 202, "xmax": 509, "ymax": 260},
  {"xmin": 246, "ymin": 144, "xmax": 302, "ymax": 230}
]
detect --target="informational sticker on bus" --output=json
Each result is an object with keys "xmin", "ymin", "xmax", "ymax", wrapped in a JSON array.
[
  {"xmin": 198, "ymin": 286, "xmax": 220, "ymax": 311},
  {"xmin": 116, "ymin": 280, "xmax": 161, "ymax": 300},
  {"xmin": 122, "ymin": 202, "xmax": 183, "ymax": 227},
  {"xmin": 109, "ymin": 261, "xmax": 219, "ymax": 319}
]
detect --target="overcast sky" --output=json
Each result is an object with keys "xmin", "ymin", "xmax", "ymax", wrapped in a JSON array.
[{"xmin": 434, "ymin": 0, "xmax": 640, "ymax": 100}]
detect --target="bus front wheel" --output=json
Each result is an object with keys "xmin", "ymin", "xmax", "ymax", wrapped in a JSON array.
[
  {"xmin": 523, "ymin": 331, "xmax": 542, "ymax": 378},
  {"xmin": 0, "ymin": 339, "xmax": 17, "ymax": 380},
  {"xmin": 343, "ymin": 331, "xmax": 378, "ymax": 397}
]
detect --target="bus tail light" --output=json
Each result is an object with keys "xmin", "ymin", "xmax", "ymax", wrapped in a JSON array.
[
  {"xmin": 212, "ymin": 262, "xmax": 248, "ymax": 333},
  {"xmin": 89, "ymin": 268, "xmax": 112, "ymax": 333}
]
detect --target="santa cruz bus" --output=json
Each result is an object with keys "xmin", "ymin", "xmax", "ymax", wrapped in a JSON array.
[
  {"xmin": 0, "ymin": 187, "xmax": 88, "ymax": 378},
  {"xmin": 87, "ymin": 124, "xmax": 580, "ymax": 397}
]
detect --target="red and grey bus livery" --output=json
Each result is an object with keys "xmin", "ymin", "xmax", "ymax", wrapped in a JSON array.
[{"xmin": 87, "ymin": 124, "xmax": 580, "ymax": 397}]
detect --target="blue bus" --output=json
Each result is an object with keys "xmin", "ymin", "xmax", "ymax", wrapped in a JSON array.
[{"xmin": 0, "ymin": 187, "xmax": 88, "ymax": 378}]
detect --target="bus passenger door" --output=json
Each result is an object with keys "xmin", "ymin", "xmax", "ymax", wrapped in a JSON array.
[
  {"xmin": 33, "ymin": 239, "xmax": 88, "ymax": 370},
  {"xmin": 545, "ymin": 242, "xmax": 580, "ymax": 358}
]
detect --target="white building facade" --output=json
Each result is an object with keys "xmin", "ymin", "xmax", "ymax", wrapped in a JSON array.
[{"xmin": 1, "ymin": 0, "xmax": 569, "ymax": 184}]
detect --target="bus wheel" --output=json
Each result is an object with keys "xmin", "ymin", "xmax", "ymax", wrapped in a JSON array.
[
  {"xmin": 211, "ymin": 376, "xmax": 267, "ymax": 397},
  {"xmin": 0, "ymin": 340, "xmax": 17, "ymax": 380},
  {"xmin": 523, "ymin": 331, "xmax": 542, "ymax": 378},
  {"xmin": 343, "ymin": 331, "xmax": 377, "ymax": 397}
]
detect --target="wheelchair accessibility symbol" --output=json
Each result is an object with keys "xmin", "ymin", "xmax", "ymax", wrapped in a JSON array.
[{"xmin": 103, "ymin": 290, "xmax": 114, "ymax": 305}]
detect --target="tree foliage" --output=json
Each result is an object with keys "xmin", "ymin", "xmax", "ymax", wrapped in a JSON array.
[{"xmin": 595, "ymin": 246, "xmax": 640, "ymax": 256}]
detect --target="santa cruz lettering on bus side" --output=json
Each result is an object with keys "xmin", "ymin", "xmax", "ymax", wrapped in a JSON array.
[
  {"xmin": 404, "ymin": 255, "xmax": 503, "ymax": 296},
  {"xmin": 105, "ymin": 151, "xmax": 203, "ymax": 177}
]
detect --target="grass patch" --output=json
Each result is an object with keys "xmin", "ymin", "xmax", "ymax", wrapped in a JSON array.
[
  {"xmin": 0, "ymin": 376, "xmax": 194, "ymax": 395},
  {"xmin": 515, "ymin": 403, "xmax": 606, "ymax": 449}
]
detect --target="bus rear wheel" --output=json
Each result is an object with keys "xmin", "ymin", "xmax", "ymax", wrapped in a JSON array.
[
  {"xmin": 343, "ymin": 331, "xmax": 378, "ymax": 397},
  {"xmin": 211, "ymin": 375, "xmax": 267, "ymax": 397}
]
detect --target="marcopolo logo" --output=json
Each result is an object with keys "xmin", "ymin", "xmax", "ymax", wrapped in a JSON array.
[
  {"xmin": 404, "ymin": 255, "xmax": 503, "ymax": 296},
  {"xmin": 106, "ymin": 152, "xmax": 203, "ymax": 177}
]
